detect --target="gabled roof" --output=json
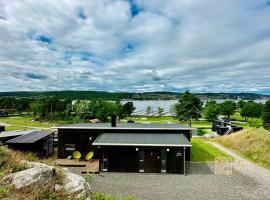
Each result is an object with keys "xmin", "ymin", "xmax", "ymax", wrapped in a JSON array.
[
  {"xmin": 92, "ymin": 133, "xmax": 191, "ymax": 147},
  {"xmin": 6, "ymin": 130, "xmax": 54, "ymax": 144}
]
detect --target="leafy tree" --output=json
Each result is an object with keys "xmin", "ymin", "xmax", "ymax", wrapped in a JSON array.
[
  {"xmin": 157, "ymin": 107, "xmax": 164, "ymax": 116},
  {"xmin": 122, "ymin": 102, "xmax": 135, "ymax": 118},
  {"xmin": 241, "ymin": 101, "xmax": 263, "ymax": 121},
  {"xmin": 146, "ymin": 106, "xmax": 152, "ymax": 115},
  {"xmin": 220, "ymin": 100, "xmax": 236, "ymax": 119},
  {"xmin": 203, "ymin": 100, "xmax": 220, "ymax": 122},
  {"xmin": 173, "ymin": 91, "xmax": 203, "ymax": 126},
  {"xmin": 237, "ymin": 99, "xmax": 246, "ymax": 109},
  {"xmin": 263, "ymin": 100, "xmax": 270, "ymax": 130}
]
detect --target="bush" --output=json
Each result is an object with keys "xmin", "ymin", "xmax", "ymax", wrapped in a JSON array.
[
  {"xmin": 0, "ymin": 147, "xmax": 28, "ymax": 179},
  {"xmin": 123, "ymin": 195, "xmax": 133, "ymax": 200},
  {"xmin": 94, "ymin": 192, "xmax": 117, "ymax": 200},
  {"xmin": 0, "ymin": 187, "xmax": 9, "ymax": 198},
  {"xmin": 84, "ymin": 174, "xmax": 93, "ymax": 184},
  {"xmin": 197, "ymin": 128, "xmax": 207, "ymax": 136}
]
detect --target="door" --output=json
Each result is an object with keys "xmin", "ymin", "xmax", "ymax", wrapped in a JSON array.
[{"xmin": 144, "ymin": 149, "xmax": 161, "ymax": 173}]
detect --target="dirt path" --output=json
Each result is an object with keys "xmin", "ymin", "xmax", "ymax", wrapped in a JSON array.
[{"xmin": 210, "ymin": 142, "xmax": 270, "ymax": 187}]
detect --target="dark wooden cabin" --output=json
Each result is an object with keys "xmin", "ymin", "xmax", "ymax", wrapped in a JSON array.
[
  {"xmin": 0, "ymin": 125, "xmax": 5, "ymax": 133},
  {"xmin": 6, "ymin": 130, "xmax": 55, "ymax": 157},
  {"xmin": 56, "ymin": 123, "xmax": 193, "ymax": 174}
]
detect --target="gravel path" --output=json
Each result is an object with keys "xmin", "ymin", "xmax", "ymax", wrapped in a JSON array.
[
  {"xmin": 210, "ymin": 142, "xmax": 270, "ymax": 186},
  {"xmin": 91, "ymin": 162, "xmax": 270, "ymax": 200}
]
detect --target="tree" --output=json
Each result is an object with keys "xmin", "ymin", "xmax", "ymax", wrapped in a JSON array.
[
  {"xmin": 220, "ymin": 100, "xmax": 236, "ymax": 119},
  {"xmin": 263, "ymin": 100, "xmax": 270, "ymax": 130},
  {"xmin": 157, "ymin": 107, "xmax": 164, "ymax": 116},
  {"xmin": 173, "ymin": 91, "xmax": 203, "ymax": 126},
  {"xmin": 146, "ymin": 106, "xmax": 152, "ymax": 115},
  {"xmin": 241, "ymin": 101, "xmax": 263, "ymax": 121},
  {"xmin": 122, "ymin": 102, "xmax": 135, "ymax": 118},
  {"xmin": 203, "ymin": 100, "xmax": 220, "ymax": 122},
  {"xmin": 237, "ymin": 99, "xmax": 246, "ymax": 109}
]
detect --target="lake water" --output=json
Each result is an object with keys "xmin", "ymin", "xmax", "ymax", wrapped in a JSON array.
[{"xmin": 121, "ymin": 99, "xmax": 268, "ymax": 116}]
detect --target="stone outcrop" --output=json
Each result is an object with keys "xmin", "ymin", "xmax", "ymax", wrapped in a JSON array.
[
  {"xmin": 1, "ymin": 161, "xmax": 91, "ymax": 199},
  {"xmin": 1, "ymin": 162, "xmax": 55, "ymax": 189},
  {"xmin": 62, "ymin": 168, "xmax": 91, "ymax": 198}
]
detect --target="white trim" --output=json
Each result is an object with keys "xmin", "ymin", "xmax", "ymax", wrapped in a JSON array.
[
  {"xmin": 53, "ymin": 126, "xmax": 195, "ymax": 131},
  {"xmin": 92, "ymin": 142, "xmax": 191, "ymax": 147}
]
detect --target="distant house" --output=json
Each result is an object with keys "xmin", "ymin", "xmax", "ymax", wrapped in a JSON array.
[{"xmin": 55, "ymin": 121, "xmax": 193, "ymax": 174}]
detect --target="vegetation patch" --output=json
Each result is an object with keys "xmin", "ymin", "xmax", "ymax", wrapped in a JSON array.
[
  {"xmin": 191, "ymin": 138, "xmax": 233, "ymax": 162},
  {"xmin": 94, "ymin": 192, "xmax": 133, "ymax": 200},
  {"xmin": 215, "ymin": 128, "xmax": 270, "ymax": 169},
  {"xmin": 0, "ymin": 147, "xmax": 28, "ymax": 179}
]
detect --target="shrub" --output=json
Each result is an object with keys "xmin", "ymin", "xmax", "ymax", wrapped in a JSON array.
[
  {"xmin": 197, "ymin": 128, "xmax": 207, "ymax": 136},
  {"xmin": 0, "ymin": 187, "xmax": 9, "ymax": 198},
  {"xmin": 84, "ymin": 174, "xmax": 93, "ymax": 184},
  {"xmin": 94, "ymin": 192, "xmax": 117, "ymax": 200},
  {"xmin": 123, "ymin": 195, "xmax": 133, "ymax": 200}
]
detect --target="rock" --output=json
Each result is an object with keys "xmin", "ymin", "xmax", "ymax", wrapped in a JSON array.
[
  {"xmin": 55, "ymin": 184, "xmax": 63, "ymax": 192},
  {"xmin": 62, "ymin": 168, "xmax": 91, "ymax": 198},
  {"xmin": 1, "ymin": 161, "xmax": 55, "ymax": 189},
  {"xmin": 1, "ymin": 161, "xmax": 91, "ymax": 199}
]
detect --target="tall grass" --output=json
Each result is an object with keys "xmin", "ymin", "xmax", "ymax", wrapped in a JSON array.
[{"xmin": 215, "ymin": 128, "xmax": 270, "ymax": 169}]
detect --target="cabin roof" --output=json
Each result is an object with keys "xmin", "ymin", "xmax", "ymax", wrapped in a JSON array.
[
  {"xmin": 6, "ymin": 130, "xmax": 54, "ymax": 144},
  {"xmin": 0, "ymin": 130, "xmax": 36, "ymax": 139},
  {"xmin": 54, "ymin": 123, "xmax": 193, "ymax": 130},
  {"xmin": 92, "ymin": 133, "xmax": 191, "ymax": 147}
]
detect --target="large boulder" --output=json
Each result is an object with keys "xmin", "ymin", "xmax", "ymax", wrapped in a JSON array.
[
  {"xmin": 62, "ymin": 168, "xmax": 91, "ymax": 198},
  {"xmin": 1, "ymin": 162, "xmax": 55, "ymax": 189},
  {"xmin": 1, "ymin": 161, "xmax": 91, "ymax": 199}
]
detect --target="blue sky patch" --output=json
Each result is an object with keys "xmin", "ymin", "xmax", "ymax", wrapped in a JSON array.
[
  {"xmin": 78, "ymin": 8, "xmax": 87, "ymax": 19},
  {"xmin": 25, "ymin": 72, "xmax": 48, "ymax": 80},
  {"xmin": 128, "ymin": 0, "xmax": 142, "ymax": 17}
]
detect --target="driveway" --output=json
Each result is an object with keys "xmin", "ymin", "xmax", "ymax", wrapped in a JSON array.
[{"xmin": 91, "ymin": 162, "xmax": 270, "ymax": 200}]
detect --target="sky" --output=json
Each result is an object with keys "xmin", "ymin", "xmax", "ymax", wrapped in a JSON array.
[{"xmin": 0, "ymin": 0, "xmax": 270, "ymax": 94}]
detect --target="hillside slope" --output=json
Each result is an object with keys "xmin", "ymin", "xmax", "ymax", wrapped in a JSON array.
[{"xmin": 215, "ymin": 128, "xmax": 270, "ymax": 169}]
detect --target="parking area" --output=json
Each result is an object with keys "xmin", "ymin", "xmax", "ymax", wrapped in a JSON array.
[{"xmin": 90, "ymin": 163, "xmax": 270, "ymax": 200}]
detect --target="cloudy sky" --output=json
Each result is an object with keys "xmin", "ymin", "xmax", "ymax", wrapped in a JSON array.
[{"xmin": 0, "ymin": 0, "xmax": 270, "ymax": 94}]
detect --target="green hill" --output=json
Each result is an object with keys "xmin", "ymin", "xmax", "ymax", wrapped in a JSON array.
[{"xmin": 215, "ymin": 128, "xmax": 270, "ymax": 169}]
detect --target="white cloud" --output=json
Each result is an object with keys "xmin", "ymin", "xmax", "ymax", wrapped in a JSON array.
[{"xmin": 0, "ymin": 0, "xmax": 270, "ymax": 93}]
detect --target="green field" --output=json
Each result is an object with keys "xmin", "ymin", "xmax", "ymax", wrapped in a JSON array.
[
  {"xmin": 0, "ymin": 116, "xmax": 52, "ymax": 131},
  {"xmin": 125, "ymin": 116, "xmax": 212, "ymax": 128},
  {"xmin": 191, "ymin": 138, "xmax": 233, "ymax": 162}
]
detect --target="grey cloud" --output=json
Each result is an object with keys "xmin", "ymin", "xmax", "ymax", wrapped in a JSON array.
[
  {"xmin": 24, "ymin": 72, "xmax": 48, "ymax": 80},
  {"xmin": 0, "ymin": 0, "xmax": 270, "ymax": 94}
]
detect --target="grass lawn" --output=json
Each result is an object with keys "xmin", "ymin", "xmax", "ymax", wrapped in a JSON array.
[
  {"xmin": 0, "ymin": 116, "xmax": 52, "ymax": 129},
  {"xmin": 191, "ymin": 138, "xmax": 233, "ymax": 162},
  {"xmin": 125, "ymin": 116, "xmax": 212, "ymax": 128},
  {"xmin": 215, "ymin": 128, "xmax": 270, "ymax": 169}
]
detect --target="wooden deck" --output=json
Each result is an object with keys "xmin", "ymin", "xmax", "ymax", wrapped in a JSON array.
[{"xmin": 55, "ymin": 159, "xmax": 99, "ymax": 173}]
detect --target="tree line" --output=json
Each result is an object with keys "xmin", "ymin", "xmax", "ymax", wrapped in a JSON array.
[
  {"xmin": 1, "ymin": 92, "xmax": 270, "ymax": 129},
  {"xmin": 173, "ymin": 91, "xmax": 270, "ymax": 129},
  {"xmin": 0, "ymin": 97, "xmax": 135, "ymax": 122}
]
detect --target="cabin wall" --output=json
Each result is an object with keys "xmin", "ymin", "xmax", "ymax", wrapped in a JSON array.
[
  {"xmin": 99, "ymin": 146, "xmax": 185, "ymax": 174},
  {"xmin": 57, "ymin": 128, "xmax": 192, "ymax": 160}
]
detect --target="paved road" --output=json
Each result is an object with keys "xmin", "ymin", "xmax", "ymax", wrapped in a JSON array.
[{"xmin": 210, "ymin": 142, "xmax": 270, "ymax": 187}]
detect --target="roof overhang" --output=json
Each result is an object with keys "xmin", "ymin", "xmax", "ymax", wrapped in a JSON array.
[{"xmin": 92, "ymin": 133, "xmax": 191, "ymax": 147}]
